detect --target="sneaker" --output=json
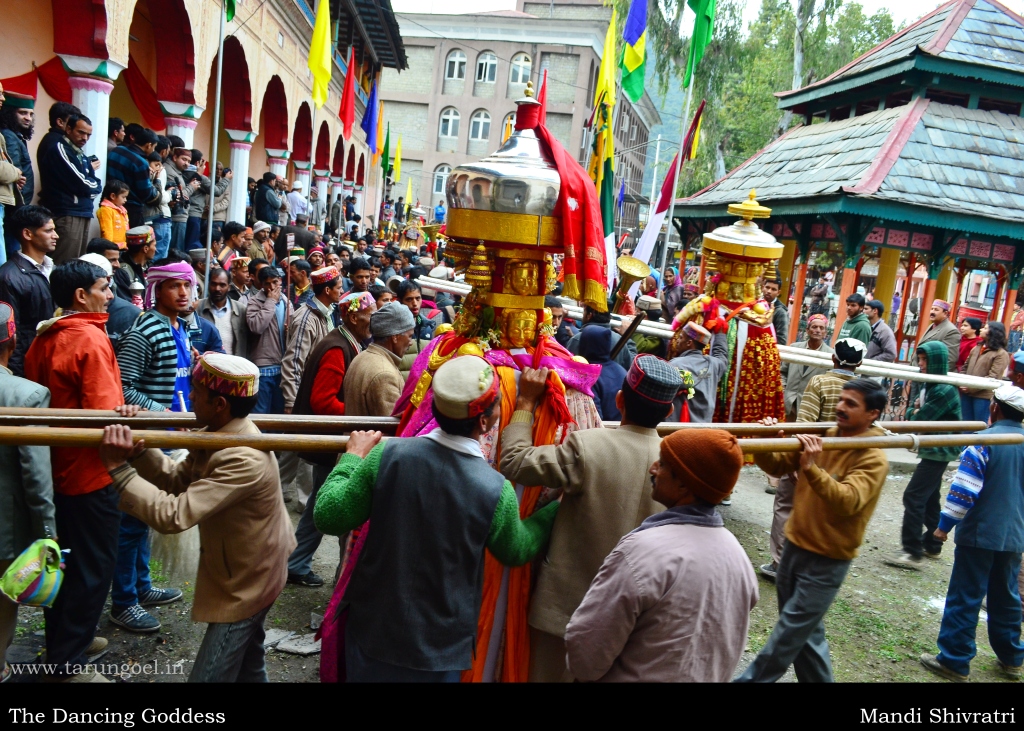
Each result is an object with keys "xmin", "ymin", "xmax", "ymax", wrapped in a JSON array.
[
  {"xmin": 720, "ymin": 499, "xmax": 732, "ymax": 506},
  {"xmin": 764, "ymin": 486, "xmax": 777, "ymax": 495},
  {"xmin": 110, "ymin": 604, "xmax": 161, "ymax": 633},
  {"xmin": 996, "ymin": 661, "xmax": 1022, "ymax": 680},
  {"xmin": 86, "ymin": 636, "xmax": 109, "ymax": 663},
  {"xmin": 287, "ymin": 572, "xmax": 325, "ymax": 587},
  {"xmin": 139, "ymin": 587, "xmax": 183, "ymax": 607},
  {"xmin": 883, "ymin": 552, "xmax": 923, "ymax": 571},
  {"xmin": 920, "ymin": 653, "xmax": 969, "ymax": 682},
  {"xmin": 67, "ymin": 667, "xmax": 112, "ymax": 683},
  {"xmin": 759, "ymin": 562, "xmax": 778, "ymax": 581},
  {"xmin": 923, "ymin": 550, "xmax": 942, "ymax": 560}
]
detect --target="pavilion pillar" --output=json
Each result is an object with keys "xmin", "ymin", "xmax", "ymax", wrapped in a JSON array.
[
  {"xmin": 778, "ymin": 238, "xmax": 797, "ymax": 301},
  {"xmin": 266, "ymin": 149, "xmax": 290, "ymax": 178},
  {"xmin": 873, "ymin": 248, "xmax": 900, "ymax": 316},
  {"xmin": 1001, "ymin": 284, "xmax": 1018, "ymax": 333},
  {"xmin": 991, "ymin": 270, "xmax": 1006, "ymax": 323},
  {"xmin": 226, "ymin": 130, "xmax": 254, "ymax": 226},
  {"xmin": 831, "ymin": 265, "xmax": 859, "ymax": 344},
  {"xmin": 951, "ymin": 261, "xmax": 968, "ymax": 321},
  {"xmin": 915, "ymin": 260, "xmax": 941, "ymax": 347},
  {"xmin": 935, "ymin": 257, "xmax": 956, "ymax": 303},
  {"xmin": 788, "ymin": 257, "xmax": 809, "ymax": 345},
  {"xmin": 894, "ymin": 253, "xmax": 916, "ymax": 359}
]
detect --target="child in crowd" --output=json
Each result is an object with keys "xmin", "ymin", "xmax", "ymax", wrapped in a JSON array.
[{"xmin": 97, "ymin": 179, "xmax": 131, "ymax": 248}]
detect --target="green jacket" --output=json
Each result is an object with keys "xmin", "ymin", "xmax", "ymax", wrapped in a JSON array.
[
  {"xmin": 906, "ymin": 340, "xmax": 962, "ymax": 463},
  {"xmin": 837, "ymin": 312, "xmax": 871, "ymax": 346}
]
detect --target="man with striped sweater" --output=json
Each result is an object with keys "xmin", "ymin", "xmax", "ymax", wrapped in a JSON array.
[
  {"xmin": 921, "ymin": 384, "xmax": 1024, "ymax": 683},
  {"xmin": 110, "ymin": 259, "xmax": 191, "ymax": 632}
]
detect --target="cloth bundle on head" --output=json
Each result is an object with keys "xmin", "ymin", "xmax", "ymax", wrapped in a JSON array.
[
  {"xmin": 993, "ymin": 383, "xmax": 1024, "ymax": 414},
  {"xmin": 0, "ymin": 301, "xmax": 15, "ymax": 344},
  {"xmin": 834, "ymin": 337, "xmax": 866, "ymax": 367},
  {"xmin": 79, "ymin": 253, "xmax": 113, "ymax": 277},
  {"xmin": 340, "ymin": 291, "xmax": 375, "ymax": 313},
  {"xmin": 932, "ymin": 299, "xmax": 951, "ymax": 312},
  {"xmin": 126, "ymin": 226, "xmax": 154, "ymax": 248},
  {"xmin": 371, "ymin": 301, "xmax": 415, "ymax": 339},
  {"xmin": 682, "ymin": 321, "xmax": 712, "ymax": 346},
  {"xmin": 245, "ymin": 227, "xmax": 253, "ymax": 237},
  {"xmin": 192, "ymin": 352, "xmax": 260, "ymax": 398},
  {"xmin": 433, "ymin": 355, "xmax": 499, "ymax": 420},
  {"xmin": 252, "ymin": 221, "xmax": 271, "ymax": 235},
  {"xmin": 660, "ymin": 428, "xmax": 743, "ymax": 505},
  {"xmin": 807, "ymin": 313, "xmax": 828, "ymax": 327},
  {"xmin": 625, "ymin": 354, "xmax": 684, "ymax": 404},
  {"xmin": 144, "ymin": 262, "xmax": 197, "ymax": 310},
  {"xmin": 311, "ymin": 266, "xmax": 340, "ymax": 286}
]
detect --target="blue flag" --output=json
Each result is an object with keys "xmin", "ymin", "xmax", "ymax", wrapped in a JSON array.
[
  {"xmin": 361, "ymin": 80, "xmax": 379, "ymax": 154},
  {"xmin": 617, "ymin": 179, "xmax": 626, "ymax": 212}
]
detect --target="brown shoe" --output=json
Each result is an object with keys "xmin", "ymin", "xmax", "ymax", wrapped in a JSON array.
[
  {"xmin": 86, "ymin": 636, "xmax": 109, "ymax": 663},
  {"xmin": 920, "ymin": 654, "xmax": 969, "ymax": 682},
  {"xmin": 996, "ymin": 661, "xmax": 1022, "ymax": 680}
]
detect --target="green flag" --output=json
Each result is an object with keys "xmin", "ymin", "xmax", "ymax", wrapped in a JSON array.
[
  {"xmin": 683, "ymin": 0, "xmax": 716, "ymax": 88},
  {"xmin": 226, "ymin": 0, "xmax": 235, "ymax": 22},
  {"xmin": 381, "ymin": 123, "xmax": 390, "ymax": 175}
]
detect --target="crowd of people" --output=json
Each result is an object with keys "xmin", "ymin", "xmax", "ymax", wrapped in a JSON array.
[{"xmin": 0, "ymin": 94, "xmax": 1021, "ymax": 686}]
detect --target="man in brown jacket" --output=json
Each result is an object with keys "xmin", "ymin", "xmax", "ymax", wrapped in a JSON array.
[
  {"xmin": 500, "ymin": 354, "xmax": 683, "ymax": 682},
  {"xmin": 98, "ymin": 353, "xmax": 296, "ymax": 682},
  {"xmin": 737, "ymin": 378, "xmax": 889, "ymax": 683},
  {"xmin": 344, "ymin": 301, "xmax": 414, "ymax": 417}
]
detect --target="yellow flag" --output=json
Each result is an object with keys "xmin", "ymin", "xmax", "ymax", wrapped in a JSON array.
[
  {"xmin": 373, "ymin": 101, "xmax": 385, "ymax": 165},
  {"xmin": 394, "ymin": 136, "xmax": 402, "ymax": 182},
  {"xmin": 308, "ymin": 0, "xmax": 332, "ymax": 108},
  {"xmin": 593, "ymin": 8, "xmax": 617, "ymax": 112},
  {"xmin": 405, "ymin": 176, "xmax": 412, "ymax": 212}
]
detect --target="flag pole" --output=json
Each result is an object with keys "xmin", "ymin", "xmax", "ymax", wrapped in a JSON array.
[
  {"xmin": 203, "ymin": 2, "xmax": 227, "ymax": 296},
  {"xmin": 657, "ymin": 84, "xmax": 692, "ymax": 274}
]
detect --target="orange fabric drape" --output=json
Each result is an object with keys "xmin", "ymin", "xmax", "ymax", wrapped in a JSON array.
[{"xmin": 462, "ymin": 365, "xmax": 565, "ymax": 683}]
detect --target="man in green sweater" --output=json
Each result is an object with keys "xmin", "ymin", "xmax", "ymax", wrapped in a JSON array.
[
  {"xmin": 313, "ymin": 355, "xmax": 558, "ymax": 682},
  {"xmin": 837, "ymin": 292, "xmax": 871, "ymax": 346}
]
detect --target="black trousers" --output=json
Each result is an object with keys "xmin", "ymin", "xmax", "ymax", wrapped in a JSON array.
[
  {"xmin": 900, "ymin": 459, "xmax": 948, "ymax": 558},
  {"xmin": 44, "ymin": 485, "xmax": 121, "ymax": 672}
]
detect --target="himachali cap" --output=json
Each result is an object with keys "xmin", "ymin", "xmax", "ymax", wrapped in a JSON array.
[
  {"xmin": 433, "ymin": 355, "xmax": 500, "ymax": 420},
  {"xmin": 625, "ymin": 354, "xmax": 684, "ymax": 404},
  {"xmin": 0, "ymin": 300, "xmax": 15, "ymax": 343},
  {"xmin": 252, "ymin": 221, "xmax": 271, "ymax": 235},
  {"xmin": 233, "ymin": 256, "xmax": 251, "ymax": 269},
  {"xmin": 682, "ymin": 283, "xmax": 700, "ymax": 295},
  {"xmin": 994, "ymin": 384, "xmax": 1024, "ymax": 413},
  {"xmin": 126, "ymin": 226, "xmax": 154, "ymax": 246},
  {"xmin": 192, "ymin": 352, "xmax": 260, "ymax": 398},
  {"xmin": 0, "ymin": 69, "xmax": 37, "ymax": 109},
  {"xmin": 340, "ymin": 290, "xmax": 375, "ymax": 312},
  {"xmin": 311, "ymin": 266, "xmax": 340, "ymax": 286},
  {"xmin": 807, "ymin": 313, "xmax": 828, "ymax": 326},
  {"xmin": 932, "ymin": 299, "xmax": 952, "ymax": 312},
  {"xmin": 682, "ymin": 321, "xmax": 712, "ymax": 346},
  {"xmin": 637, "ymin": 295, "xmax": 661, "ymax": 312},
  {"xmin": 834, "ymin": 337, "xmax": 867, "ymax": 366}
]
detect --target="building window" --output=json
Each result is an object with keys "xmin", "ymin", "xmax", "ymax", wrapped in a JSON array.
[
  {"xmin": 470, "ymin": 110, "xmax": 491, "ymax": 140},
  {"xmin": 446, "ymin": 50, "xmax": 466, "ymax": 80},
  {"xmin": 510, "ymin": 53, "xmax": 531, "ymax": 84},
  {"xmin": 277, "ymin": 32, "xmax": 285, "ymax": 48},
  {"xmin": 476, "ymin": 52, "xmax": 497, "ymax": 83},
  {"xmin": 433, "ymin": 164, "xmax": 451, "ymax": 195},
  {"xmin": 439, "ymin": 108, "xmax": 460, "ymax": 138},
  {"xmin": 630, "ymin": 123, "xmax": 637, "ymax": 142}
]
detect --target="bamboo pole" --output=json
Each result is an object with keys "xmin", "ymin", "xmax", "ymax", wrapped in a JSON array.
[
  {"xmin": 0, "ymin": 425, "xmax": 1013, "ymax": 454},
  {"xmin": 0, "ymin": 408, "xmax": 986, "ymax": 435}
]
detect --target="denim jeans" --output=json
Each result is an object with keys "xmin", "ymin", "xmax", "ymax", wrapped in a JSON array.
[
  {"xmin": 960, "ymin": 394, "xmax": 991, "ymax": 424},
  {"xmin": 189, "ymin": 605, "xmax": 271, "ymax": 682},
  {"xmin": 937, "ymin": 544, "xmax": 1024, "ymax": 675},
  {"xmin": 110, "ymin": 513, "xmax": 153, "ymax": 610},
  {"xmin": 253, "ymin": 366, "xmax": 284, "ymax": 414},
  {"xmin": 185, "ymin": 216, "xmax": 202, "ymax": 248},
  {"xmin": 151, "ymin": 217, "xmax": 172, "ymax": 260},
  {"xmin": 170, "ymin": 220, "xmax": 187, "ymax": 252},
  {"xmin": 735, "ymin": 544, "xmax": 851, "ymax": 683}
]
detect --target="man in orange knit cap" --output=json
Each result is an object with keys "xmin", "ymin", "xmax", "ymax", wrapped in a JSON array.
[{"xmin": 565, "ymin": 428, "xmax": 758, "ymax": 682}]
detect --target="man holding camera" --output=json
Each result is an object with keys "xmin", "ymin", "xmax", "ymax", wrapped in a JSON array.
[{"xmin": 164, "ymin": 147, "xmax": 201, "ymax": 253}]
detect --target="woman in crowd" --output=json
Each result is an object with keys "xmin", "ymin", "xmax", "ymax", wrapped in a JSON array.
[{"xmin": 960, "ymin": 320, "xmax": 1010, "ymax": 422}]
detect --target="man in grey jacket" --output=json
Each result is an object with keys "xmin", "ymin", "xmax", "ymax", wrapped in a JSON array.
[
  {"xmin": 164, "ymin": 147, "xmax": 200, "ymax": 253},
  {"xmin": 245, "ymin": 266, "xmax": 292, "ymax": 414},
  {"xmin": 0, "ymin": 300, "xmax": 55, "ymax": 681},
  {"xmin": 669, "ymin": 321, "xmax": 729, "ymax": 423},
  {"xmin": 918, "ymin": 299, "xmax": 961, "ymax": 371},
  {"xmin": 865, "ymin": 299, "xmax": 897, "ymax": 363}
]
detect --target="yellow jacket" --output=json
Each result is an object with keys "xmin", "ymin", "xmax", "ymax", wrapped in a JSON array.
[{"xmin": 97, "ymin": 201, "xmax": 128, "ymax": 246}]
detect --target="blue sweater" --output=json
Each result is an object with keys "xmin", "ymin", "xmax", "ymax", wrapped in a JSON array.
[{"xmin": 107, "ymin": 144, "xmax": 161, "ymax": 209}]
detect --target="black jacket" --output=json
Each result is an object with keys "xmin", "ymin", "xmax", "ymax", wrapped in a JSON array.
[
  {"xmin": 0, "ymin": 257, "xmax": 54, "ymax": 376},
  {"xmin": 37, "ymin": 135, "xmax": 101, "ymax": 218},
  {"xmin": 0, "ymin": 129, "xmax": 33, "ymax": 204}
]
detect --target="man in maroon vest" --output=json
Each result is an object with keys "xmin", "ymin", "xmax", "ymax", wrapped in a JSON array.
[{"xmin": 286, "ymin": 290, "xmax": 375, "ymax": 586}]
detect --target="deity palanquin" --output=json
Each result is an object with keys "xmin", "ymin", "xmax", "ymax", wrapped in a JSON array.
[{"xmin": 670, "ymin": 192, "xmax": 785, "ymax": 425}]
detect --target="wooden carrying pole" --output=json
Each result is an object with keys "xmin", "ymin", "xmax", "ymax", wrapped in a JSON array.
[
  {"xmin": 0, "ymin": 409, "xmax": 986, "ymax": 436},
  {"xmin": 0, "ymin": 426, "xmax": 1015, "ymax": 454}
]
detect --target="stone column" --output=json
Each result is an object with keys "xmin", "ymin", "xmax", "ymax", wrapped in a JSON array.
[
  {"xmin": 935, "ymin": 257, "xmax": 956, "ymax": 303},
  {"xmin": 266, "ymin": 149, "xmax": 290, "ymax": 178},
  {"xmin": 159, "ymin": 102, "xmax": 204, "ymax": 148},
  {"xmin": 225, "ymin": 130, "xmax": 255, "ymax": 225},
  {"xmin": 292, "ymin": 162, "xmax": 312, "ymax": 196},
  {"xmin": 314, "ymin": 175, "xmax": 329, "ymax": 204}
]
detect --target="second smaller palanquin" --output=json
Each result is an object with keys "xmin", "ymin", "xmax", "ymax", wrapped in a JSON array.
[{"xmin": 670, "ymin": 191, "xmax": 785, "ymax": 425}]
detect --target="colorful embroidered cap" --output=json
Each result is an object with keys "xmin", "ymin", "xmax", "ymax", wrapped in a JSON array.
[
  {"xmin": 126, "ymin": 226, "xmax": 154, "ymax": 247},
  {"xmin": 807, "ymin": 313, "xmax": 828, "ymax": 326},
  {"xmin": 0, "ymin": 300, "xmax": 15, "ymax": 343},
  {"xmin": 625, "ymin": 354, "xmax": 684, "ymax": 404},
  {"xmin": 682, "ymin": 321, "xmax": 712, "ymax": 346},
  {"xmin": 311, "ymin": 266, "xmax": 340, "ymax": 286},
  {"xmin": 932, "ymin": 299, "xmax": 951, "ymax": 313},
  {"xmin": 340, "ymin": 291, "xmax": 375, "ymax": 313},
  {"xmin": 682, "ymin": 283, "xmax": 700, "ymax": 295},
  {"xmin": 192, "ymin": 352, "xmax": 260, "ymax": 398},
  {"xmin": 233, "ymin": 256, "xmax": 251, "ymax": 269},
  {"xmin": 433, "ymin": 355, "xmax": 499, "ymax": 420}
]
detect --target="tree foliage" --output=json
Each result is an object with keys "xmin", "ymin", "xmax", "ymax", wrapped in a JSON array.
[{"xmin": 627, "ymin": 0, "xmax": 900, "ymax": 197}]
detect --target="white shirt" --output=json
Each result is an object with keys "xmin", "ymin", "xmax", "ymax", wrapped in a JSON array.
[
  {"xmin": 19, "ymin": 252, "xmax": 54, "ymax": 280},
  {"xmin": 422, "ymin": 427, "xmax": 484, "ymax": 461},
  {"xmin": 287, "ymin": 191, "xmax": 309, "ymax": 218},
  {"xmin": 209, "ymin": 300, "xmax": 235, "ymax": 355}
]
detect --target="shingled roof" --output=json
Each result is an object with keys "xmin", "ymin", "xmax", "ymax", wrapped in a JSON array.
[
  {"xmin": 777, "ymin": 0, "xmax": 1024, "ymax": 109},
  {"xmin": 675, "ymin": 98, "xmax": 1024, "ymax": 237}
]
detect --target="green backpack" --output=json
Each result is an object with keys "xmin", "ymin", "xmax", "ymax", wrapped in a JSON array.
[{"xmin": 0, "ymin": 539, "xmax": 65, "ymax": 607}]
